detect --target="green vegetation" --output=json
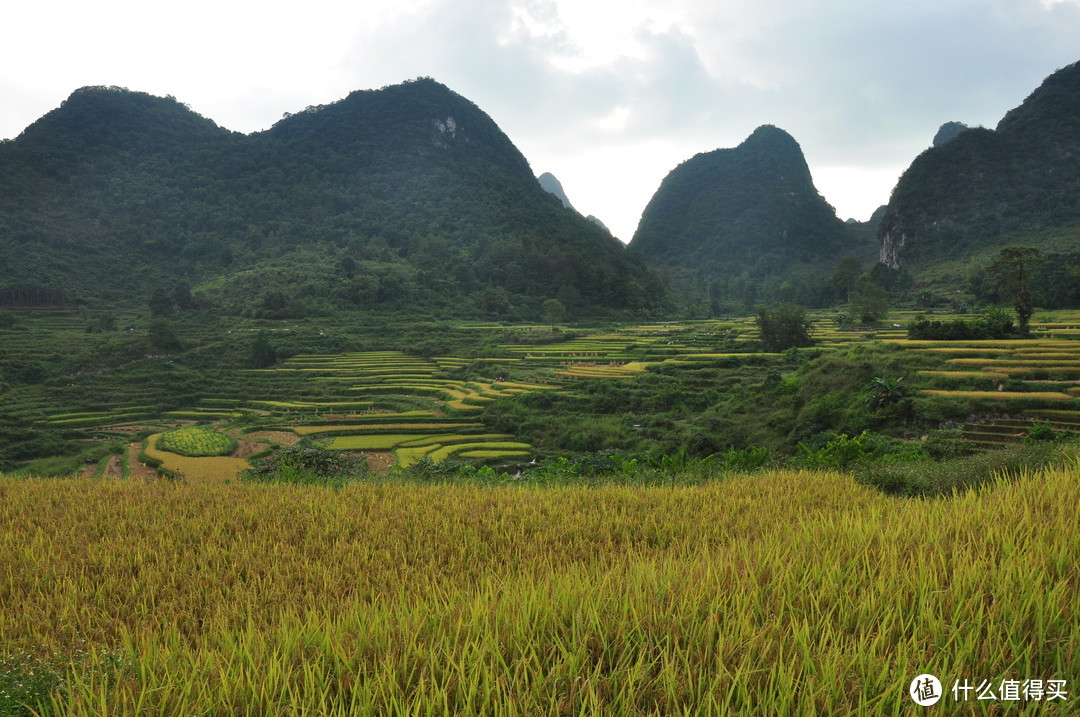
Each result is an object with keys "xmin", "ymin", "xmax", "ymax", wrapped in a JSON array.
[
  {"xmin": 755, "ymin": 302, "xmax": 813, "ymax": 351},
  {"xmin": 157, "ymin": 427, "xmax": 237, "ymax": 457},
  {"xmin": 242, "ymin": 444, "xmax": 368, "ymax": 487},
  {"xmin": 628, "ymin": 125, "xmax": 878, "ymax": 309},
  {"xmin": 0, "ymin": 81, "xmax": 663, "ymax": 319},
  {"xmin": 2, "ymin": 60, "xmax": 1080, "ymax": 715},
  {"xmin": 881, "ymin": 61, "xmax": 1080, "ymax": 278}
]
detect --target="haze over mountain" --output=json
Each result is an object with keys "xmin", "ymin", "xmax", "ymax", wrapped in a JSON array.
[
  {"xmin": 880, "ymin": 60, "xmax": 1080, "ymax": 272},
  {"xmin": 538, "ymin": 171, "xmax": 615, "ymax": 238},
  {"xmin": 537, "ymin": 172, "xmax": 574, "ymax": 211},
  {"xmin": 0, "ymin": 79, "xmax": 663, "ymax": 318},
  {"xmin": 628, "ymin": 125, "xmax": 876, "ymax": 306}
]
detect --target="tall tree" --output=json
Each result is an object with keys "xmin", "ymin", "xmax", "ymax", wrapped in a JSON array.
[
  {"xmin": 849, "ymin": 275, "xmax": 889, "ymax": 323},
  {"xmin": 542, "ymin": 298, "xmax": 566, "ymax": 328},
  {"xmin": 755, "ymin": 303, "xmax": 813, "ymax": 352},
  {"xmin": 832, "ymin": 256, "xmax": 863, "ymax": 302},
  {"xmin": 988, "ymin": 246, "xmax": 1042, "ymax": 335}
]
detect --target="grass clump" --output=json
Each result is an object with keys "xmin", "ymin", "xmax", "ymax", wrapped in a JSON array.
[{"xmin": 0, "ymin": 653, "xmax": 65, "ymax": 717}]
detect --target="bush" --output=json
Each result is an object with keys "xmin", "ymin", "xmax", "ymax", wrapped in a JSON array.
[
  {"xmin": 798, "ymin": 431, "xmax": 927, "ymax": 470},
  {"xmin": 854, "ymin": 442, "xmax": 1065, "ymax": 497},
  {"xmin": 242, "ymin": 444, "xmax": 368, "ymax": 486},
  {"xmin": 1024, "ymin": 422, "xmax": 1066, "ymax": 443},
  {"xmin": 906, "ymin": 306, "xmax": 1015, "ymax": 340},
  {"xmin": 755, "ymin": 303, "xmax": 813, "ymax": 352},
  {"xmin": 921, "ymin": 429, "xmax": 981, "ymax": 460},
  {"xmin": 157, "ymin": 427, "xmax": 237, "ymax": 457}
]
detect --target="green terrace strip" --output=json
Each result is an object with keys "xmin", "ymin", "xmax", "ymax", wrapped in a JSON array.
[
  {"xmin": 294, "ymin": 423, "xmax": 484, "ymax": 436},
  {"xmin": 43, "ymin": 411, "xmax": 157, "ymax": 427},
  {"xmin": 162, "ymin": 410, "xmax": 244, "ymax": 420},
  {"xmin": 426, "ymin": 441, "xmax": 531, "ymax": 461}
]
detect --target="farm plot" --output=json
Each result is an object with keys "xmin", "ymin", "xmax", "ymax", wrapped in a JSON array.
[
  {"xmin": 890, "ymin": 332, "xmax": 1080, "ymax": 437},
  {"xmin": 157, "ymin": 426, "xmax": 238, "ymax": 457},
  {"xmin": 142, "ymin": 433, "xmax": 251, "ymax": 481}
]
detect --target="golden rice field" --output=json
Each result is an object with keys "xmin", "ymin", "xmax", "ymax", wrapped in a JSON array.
[
  {"xmin": 142, "ymin": 433, "xmax": 251, "ymax": 481},
  {"xmin": 1, "ymin": 465, "xmax": 1077, "ymax": 714}
]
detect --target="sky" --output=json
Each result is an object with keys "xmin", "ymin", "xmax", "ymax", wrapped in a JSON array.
[{"xmin": 3, "ymin": 1, "xmax": 1080, "ymax": 242}]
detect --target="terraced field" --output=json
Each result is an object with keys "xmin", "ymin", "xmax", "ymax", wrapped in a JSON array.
[
  {"xmin": 890, "ymin": 318, "xmax": 1080, "ymax": 445},
  {"xmin": 8, "ymin": 311, "xmax": 1080, "ymax": 478}
]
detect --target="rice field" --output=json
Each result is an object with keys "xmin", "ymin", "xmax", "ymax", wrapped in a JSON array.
[
  {"xmin": 156, "ymin": 426, "xmax": 237, "ymax": 457},
  {"xmin": 142, "ymin": 433, "xmax": 251, "ymax": 481},
  {"xmin": 1, "ymin": 464, "xmax": 1076, "ymax": 714}
]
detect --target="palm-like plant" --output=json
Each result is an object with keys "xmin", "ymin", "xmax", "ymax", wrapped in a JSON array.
[{"xmin": 866, "ymin": 376, "xmax": 906, "ymax": 410}]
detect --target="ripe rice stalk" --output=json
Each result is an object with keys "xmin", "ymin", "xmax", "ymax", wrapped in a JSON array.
[{"xmin": 0, "ymin": 467, "xmax": 1075, "ymax": 713}]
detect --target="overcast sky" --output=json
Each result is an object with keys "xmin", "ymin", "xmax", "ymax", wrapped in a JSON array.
[{"xmin": 3, "ymin": 0, "xmax": 1079, "ymax": 241}]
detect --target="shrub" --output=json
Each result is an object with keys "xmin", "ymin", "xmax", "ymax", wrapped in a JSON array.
[
  {"xmin": 854, "ymin": 442, "xmax": 1065, "ymax": 497},
  {"xmin": 242, "ymin": 444, "xmax": 368, "ymax": 486},
  {"xmin": 755, "ymin": 303, "xmax": 813, "ymax": 352},
  {"xmin": 798, "ymin": 431, "xmax": 927, "ymax": 470},
  {"xmin": 1024, "ymin": 422, "xmax": 1066, "ymax": 443}
]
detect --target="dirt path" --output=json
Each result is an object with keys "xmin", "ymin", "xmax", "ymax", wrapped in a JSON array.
[
  {"xmin": 101, "ymin": 454, "xmax": 123, "ymax": 478},
  {"xmin": 126, "ymin": 442, "xmax": 158, "ymax": 480}
]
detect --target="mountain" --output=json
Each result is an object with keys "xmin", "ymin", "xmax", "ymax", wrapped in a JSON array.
[
  {"xmin": 537, "ymin": 172, "xmax": 574, "ymax": 211},
  {"xmin": 0, "ymin": 80, "xmax": 663, "ymax": 317},
  {"xmin": 880, "ymin": 61, "xmax": 1080, "ymax": 272},
  {"xmin": 538, "ymin": 171, "xmax": 614, "ymax": 237},
  {"xmin": 932, "ymin": 121, "xmax": 971, "ymax": 147},
  {"xmin": 628, "ymin": 125, "xmax": 875, "ymax": 306}
]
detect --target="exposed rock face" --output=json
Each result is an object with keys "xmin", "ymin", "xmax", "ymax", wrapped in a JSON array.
[
  {"xmin": 879, "ymin": 229, "xmax": 907, "ymax": 269},
  {"xmin": 879, "ymin": 61, "xmax": 1080, "ymax": 270}
]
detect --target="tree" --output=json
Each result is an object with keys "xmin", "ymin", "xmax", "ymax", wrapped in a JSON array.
[
  {"xmin": 147, "ymin": 318, "xmax": 182, "ymax": 352},
  {"xmin": 849, "ymin": 274, "xmax": 889, "ymax": 323},
  {"xmin": 832, "ymin": 256, "xmax": 863, "ymax": 302},
  {"xmin": 542, "ymin": 298, "xmax": 566, "ymax": 328},
  {"xmin": 988, "ymin": 246, "xmax": 1042, "ymax": 335},
  {"xmin": 249, "ymin": 330, "xmax": 277, "ymax": 368},
  {"xmin": 148, "ymin": 287, "xmax": 174, "ymax": 316},
  {"xmin": 866, "ymin": 376, "xmax": 906, "ymax": 410},
  {"xmin": 755, "ymin": 303, "xmax": 813, "ymax": 352}
]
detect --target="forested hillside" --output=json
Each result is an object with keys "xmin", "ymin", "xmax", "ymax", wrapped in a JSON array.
[
  {"xmin": 880, "ymin": 61, "xmax": 1080, "ymax": 276},
  {"xmin": 628, "ymin": 125, "xmax": 876, "ymax": 308},
  {"xmin": 0, "ymin": 80, "xmax": 663, "ymax": 318}
]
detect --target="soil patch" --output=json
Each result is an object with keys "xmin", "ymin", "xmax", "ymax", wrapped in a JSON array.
[
  {"xmin": 244, "ymin": 430, "xmax": 300, "ymax": 447},
  {"xmin": 126, "ymin": 443, "xmax": 158, "ymax": 480},
  {"xmin": 101, "ymin": 454, "xmax": 123, "ymax": 478},
  {"xmin": 361, "ymin": 451, "xmax": 395, "ymax": 474},
  {"xmin": 233, "ymin": 439, "xmax": 268, "ymax": 459}
]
